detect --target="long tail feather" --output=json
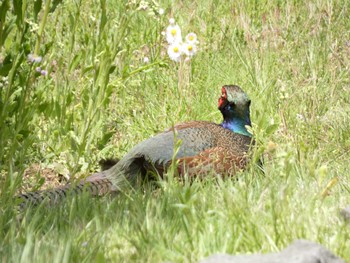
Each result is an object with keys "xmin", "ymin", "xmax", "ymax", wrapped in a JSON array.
[{"xmin": 17, "ymin": 172, "xmax": 113, "ymax": 209}]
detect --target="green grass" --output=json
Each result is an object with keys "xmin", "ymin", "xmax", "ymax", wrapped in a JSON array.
[{"xmin": 1, "ymin": 0, "xmax": 350, "ymax": 262}]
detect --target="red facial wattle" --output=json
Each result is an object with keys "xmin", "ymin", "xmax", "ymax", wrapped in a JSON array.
[{"xmin": 218, "ymin": 86, "xmax": 227, "ymax": 109}]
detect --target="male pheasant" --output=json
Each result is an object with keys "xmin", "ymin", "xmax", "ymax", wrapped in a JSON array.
[{"xmin": 18, "ymin": 85, "xmax": 254, "ymax": 207}]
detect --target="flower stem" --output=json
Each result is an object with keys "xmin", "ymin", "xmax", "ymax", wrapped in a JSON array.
[{"xmin": 34, "ymin": 0, "xmax": 51, "ymax": 55}]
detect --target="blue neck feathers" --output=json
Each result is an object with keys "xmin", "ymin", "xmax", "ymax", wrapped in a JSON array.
[
  {"xmin": 220, "ymin": 107, "xmax": 252, "ymax": 137},
  {"xmin": 221, "ymin": 118, "xmax": 251, "ymax": 137}
]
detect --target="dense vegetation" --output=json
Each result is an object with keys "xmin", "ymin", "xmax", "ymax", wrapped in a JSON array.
[{"xmin": 0, "ymin": 0, "xmax": 349, "ymax": 262}]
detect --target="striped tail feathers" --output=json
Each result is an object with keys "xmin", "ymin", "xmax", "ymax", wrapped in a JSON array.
[
  {"xmin": 17, "ymin": 155, "xmax": 145, "ymax": 209},
  {"xmin": 17, "ymin": 171, "xmax": 113, "ymax": 209}
]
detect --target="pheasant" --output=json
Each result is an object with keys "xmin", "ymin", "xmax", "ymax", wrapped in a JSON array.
[{"xmin": 18, "ymin": 85, "xmax": 254, "ymax": 208}]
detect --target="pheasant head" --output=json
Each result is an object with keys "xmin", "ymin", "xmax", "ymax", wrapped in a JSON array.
[{"xmin": 218, "ymin": 85, "xmax": 252, "ymax": 136}]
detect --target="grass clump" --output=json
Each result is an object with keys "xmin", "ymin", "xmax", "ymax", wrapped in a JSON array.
[{"xmin": 0, "ymin": 0, "xmax": 349, "ymax": 262}]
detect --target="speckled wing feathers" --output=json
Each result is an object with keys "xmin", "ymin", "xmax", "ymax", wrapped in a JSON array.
[
  {"xmin": 107, "ymin": 121, "xmax": 252, "ymax": 186},
  {"xmin": 176, "ymin": 147, "xmax": 249, "ymax": 177}
]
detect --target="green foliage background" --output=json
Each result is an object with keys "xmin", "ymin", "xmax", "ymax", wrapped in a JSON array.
[{"xmin": 0, "ymin": 0, "xmax": 349, "ymax": 262}]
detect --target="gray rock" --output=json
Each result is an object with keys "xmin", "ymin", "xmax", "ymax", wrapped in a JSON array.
[
  {"xmin": 340, "ymin": 206, "xmax": 350, "ymax": 221},
  {"xmin": 200, "ymin": 240, "xmax": 344, "ymax": 263}
]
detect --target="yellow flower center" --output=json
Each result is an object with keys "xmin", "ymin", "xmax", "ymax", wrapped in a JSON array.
[
  {"xmin": 187, "ymin": 45, "xmax": 193, "ymax": 51},
  {"xmin": 189, "ymin": 35, "xmax": 194, "ymax": 41},
  {"xmin": 171, "ymin": 29, "xmax": 177, "ymax": 36},
  {"xmin": 173, "ymin": 46, "xmax": 179, "ymax": 53}
]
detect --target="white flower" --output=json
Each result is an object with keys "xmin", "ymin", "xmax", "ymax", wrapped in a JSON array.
[
  {"xmin": 143, "ymin": 57, "xmax": 149, "ymax": 63},
  {"xmin": 169, "ymin": 18, "xmax": 175, "ymax": 24},
  {"xmin": 28, "ymin": 54, "xmax": 42, "ymax": 63},
  {"xmin": 40, "ymin": 69, "xmax": 48, "ymax": 76},
  {"xmin": 159, "ymin": 8, "xmax": 165, "ymax": 15},
  {"xmin": 296, "ymin": 113, "xmax": 305, "ymax": 121},
  {"xmin": 138, "ymin": 0, "xmax": 148, "ymax": 10},
  {"xmin": 167, "ymin": 42, "xmax": 183, "ymax": 62},
  {"xmin": 182, "ymin": 42, "xmax": 197, "ymax": 57},
  {"xmin": 185, "ymin": 32, "xmax": 197, "ymax": 44},
  {"xmin": 166, "ymin": 24, "xmax": 182, "ymax": 44}
]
